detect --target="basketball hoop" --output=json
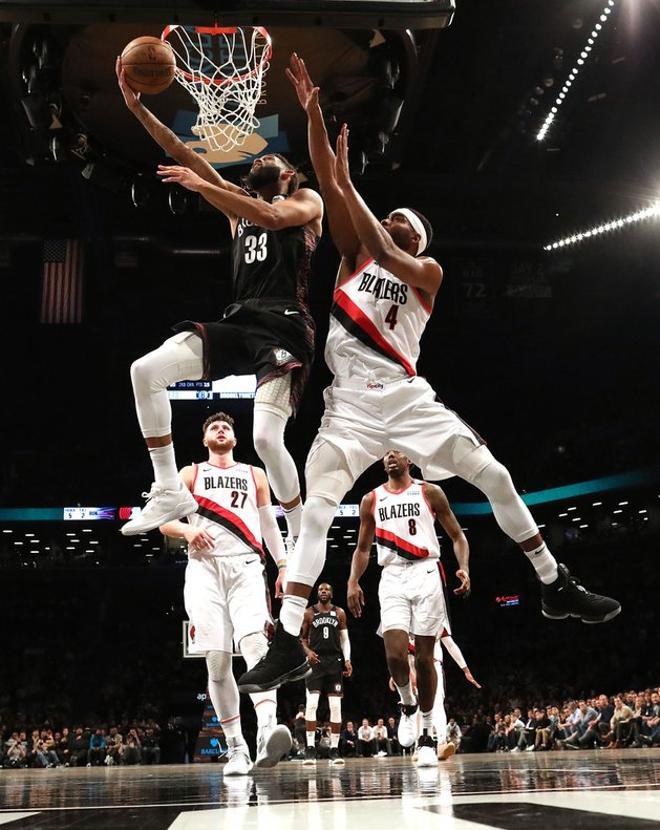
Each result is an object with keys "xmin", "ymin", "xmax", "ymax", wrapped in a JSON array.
[{"xmin": 161, "ymin": 24, "xmax": 272, "ymax": 153}]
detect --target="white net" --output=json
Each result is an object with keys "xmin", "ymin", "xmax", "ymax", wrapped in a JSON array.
[{"xmin": 162, "ymin": 25, "xmax": 271, "ymax": 153}]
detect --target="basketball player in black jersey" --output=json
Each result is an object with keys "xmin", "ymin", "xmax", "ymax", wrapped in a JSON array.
[
  {"xmin": 300, "ymin": 583, "xmax": 352, "ymax": 766},
  {"xmin": 116, "ymin": 58, "xmax": 323, "ymax": 544}
]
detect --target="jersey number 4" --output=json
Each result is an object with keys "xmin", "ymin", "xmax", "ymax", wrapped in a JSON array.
[
  {"xmin": 385, "ymin": 304, "xmax": 399, "ymax": 330},
  {"xmin": 244, "ymin": 232, "xmax": 268, "ymax": 264}
]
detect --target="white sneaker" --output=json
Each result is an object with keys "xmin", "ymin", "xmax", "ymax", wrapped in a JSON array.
[
  {"xmin": 224, "ymin": 744, "xmax": 253, "ymax": 776},
  {"xmin": 120, "ymin": 482, "xmax": 198, "ymax": 536},
  {"xmin": 526, "ymin": 745, "xmax": 536, "ymax": 752},
  {"xmin": 437, "ymin": 742, "xmax": 456, "ymax": 761},
  {"xmin": 416, "ymin": 745, "xmax": 438, "ymax": 768},
  {"xmin": 397, "ymin": 702, "xmax": 419, "ymax": 748},
  {"xmin": 511, "ymin": 746, "xmax": 521, "ymax": 753},
  {"xmin": 255, "ymin": 723, "xmax": 292, "ymax": 769}
]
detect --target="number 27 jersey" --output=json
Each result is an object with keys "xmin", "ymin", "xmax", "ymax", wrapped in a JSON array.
[
  {"xmin": 372, "ymin": 480, "xmax": 440, "ymax": 567},
  {"xmin": 188, "ymin": 461, "xmax": 264, "ymax": 559}
]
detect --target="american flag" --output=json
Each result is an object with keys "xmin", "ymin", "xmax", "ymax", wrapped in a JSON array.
[{"xmin": 40, "ymin": 239, "xmax": 85, "ymax": 324}]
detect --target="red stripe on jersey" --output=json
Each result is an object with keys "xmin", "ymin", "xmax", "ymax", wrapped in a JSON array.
[
  {"xmin": 438, "ymin": 560, "xmax": 447, "ymax": 586},
  {"xmin": 194, "ymin": 495, "xmax": 264, "ymax": 555},
  {"xmin": 332, "ymin": 288, "xmax": 416, "ymax": 377},
  {"xmin": 375, "ymin": 527, "xmax": 429, "ymax": 559}
]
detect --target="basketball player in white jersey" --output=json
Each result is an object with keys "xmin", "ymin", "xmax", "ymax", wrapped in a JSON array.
[
  {"xmin": 237, "ymin": 56, "xmax": 620, "ymax": 696},
  {"xmin": 159, "ymin": 411, "xmax": 293, "ymax": 775},
  {"xmin": 346, "ymin": 450, "xmax": 469, "ymax": 767},
  {"xmin": 115, "ymin": 59, "xmax": 322, "ymax": 545}
]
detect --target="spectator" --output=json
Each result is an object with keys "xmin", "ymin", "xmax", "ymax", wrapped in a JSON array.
[
  {"xmin": 3, "ymin": 732, "xmax": 26, "ymax": 768},
  {"xmin": 141, "ymin": 727, "xmax": 160, "ymax": 765},
  {"xmin": 357, "ymin": 719, "xmax": 375, "ymax": 757},
  {"xmin": 608, "ymin": 696, "xmax": 635, "ymax": 748},
  {"xmin": 340, "ymin": 720, "xmax": 358, "ymax": 758},
  {"xmin": 105, "ymin": 727, "xmax": 124, "ymax": 766},
  {"xmin": 559, "ymin": 700, "xmax": 598, "ymax": 749},
  {"xmin": 87, "ymin": 728, "xmax": 106, "ymax": 767},
  {"xmin": 507, "ymin": 709, "xmax": 525, "ymax": 750},
  {"xmin": 532, "ymin": 707, "xmax": 550, "ymax": 751},
  {"xmin": 373, "ymin": 718, "xmax": 391, "ymax": 757},
  {"xmin": 447, "ymin": 718, "xmax": 462, "ymax": 751},
  {"xmin": 56, "ymin": 728, "xmax": 71, "ymax": 766},
  {"xmin": 69, "ymin": 727, "xmax": 89, "ymax": 767},
  {"xmin": 122, "ymin": 728, "xmax": 141, "ymax": 765},
  {"xmin": 575, "ymin": 695, "xmax": 614, "ymax": 749},
  {"xmin": 387, "ymin": 716, "xmax": 401, "ymax": 756}
]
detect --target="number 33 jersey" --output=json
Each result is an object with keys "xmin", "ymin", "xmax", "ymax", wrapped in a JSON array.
[
  {"xmin": 372, "ymin": 480, "xmax": 440, "ymax": 567},
  {"xmin": 326, "ymin": 257, "xmax": 432, "ymax": 381},
  {"xmin": 187, "ymin": 461, "xmax": 265, "ymax": 559}
]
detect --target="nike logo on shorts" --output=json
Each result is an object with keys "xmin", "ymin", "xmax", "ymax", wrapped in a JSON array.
[
  {"xmin": 283, "ymin": 309, "xmax": 299, "ymax": 316},
  {"xmin": 245, "ymin": 558, "xmax": 257, "ymax": 565}
]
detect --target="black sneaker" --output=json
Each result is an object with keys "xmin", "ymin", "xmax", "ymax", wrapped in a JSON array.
[
  {"xmin": 302, "ymin": 745, "xmax": 317, "ymax": 766},
  {"xmin": 237, "ymin": 622, "xmax": 311, "ymax": 693},
  {"xmin": 542, "ymin": 564, "xmax": 621, "ymax": 624}
]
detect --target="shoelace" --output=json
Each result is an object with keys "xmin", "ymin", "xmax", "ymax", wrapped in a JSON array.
[
  {"xmin": 141, "ymin": 484, "xmax": 160, "ymax": 501},
  {"xmin": 568, "ymin": 574, "xmax": 589, "ymax": 595}
]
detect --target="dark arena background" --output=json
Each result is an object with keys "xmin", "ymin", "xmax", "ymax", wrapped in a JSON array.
[{"xmin": 0, "ymin": 1, "xmax": 659, "ymax": 827}]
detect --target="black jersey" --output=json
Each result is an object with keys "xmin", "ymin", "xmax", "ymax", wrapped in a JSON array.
[
  {"xmin": 308, "ymin": 604, "xmax": 342, "ymax": 658},
  {"xmin": 232, "ymin": 206, "xmax": 317, "ymax": 310}
]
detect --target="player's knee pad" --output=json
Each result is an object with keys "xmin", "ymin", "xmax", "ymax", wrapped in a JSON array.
[
  {"xmin": 305, "ymin": 691, "xmax": 320, "ymax": 721},
  {"xmin": 470, "ymin": 456, "xmax": 538, "ymax": 544},
  {"xmin": 328, "ymin": 696, "xmax": 342, "ymax": 724},
  {"xmin": 305, "ymin": 441, "xmax": 354, "ymax": 504},
  {"xmin": 254, "ymin": 374, "xmax": 293, "ymax": 420},
  {"xmin": 206, "ymin": 650, "xmax": 232, "ymax": 682},
  {"xmin": 285, "ymin": 495, "xmax": 338, "ymax": 586},
  {"xmin": 238, "ymin": 631, "xmax": 269, "ymax": 670}
]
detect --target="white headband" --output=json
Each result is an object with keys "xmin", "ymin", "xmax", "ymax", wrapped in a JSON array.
[{"xmin": 391, "ymin": 207, "xmax": 428, "ymax": 256}]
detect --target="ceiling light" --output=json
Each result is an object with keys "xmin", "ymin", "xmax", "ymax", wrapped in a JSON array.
[{"xmin": 544, "ymin": 202, "xmax": 660, "ymax": 251}]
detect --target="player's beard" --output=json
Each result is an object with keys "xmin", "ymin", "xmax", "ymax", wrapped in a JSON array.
[{"xmin": 245, "ymin": 163, "xmax": 282, "ymax": 192}]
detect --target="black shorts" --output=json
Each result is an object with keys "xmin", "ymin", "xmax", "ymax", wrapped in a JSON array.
[
  {"xmin": 173, "ymin": 299, "xmax": 315, "ymax": 415},
  {"xmin": 306, "ymin": 661, "xmax": 344, "ymax": 697}
]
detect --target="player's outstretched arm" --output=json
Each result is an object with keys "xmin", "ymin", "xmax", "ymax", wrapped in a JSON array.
[
  {"xmin": 116, "ymin": 57, "xmax": 244, "ymax": 206},
  {"xmin": 253, "ymin": 467, "xmax": 287, "ymax": 598},
  {"xmin": 440, "ymin": 634, "xmax": 481, "ymax": 688},
  {"xmin": 347, "ymin": 492, "xmax": 376, "ymax": 618},
  {"xmin": 286, "ymin": 53, "xmax": 361, "ymax": 261},
  {"xmin": 333, "ymin": 124, "xmax": 442, "ymax": 295},
  {"xmin": 337, "ymin": 608, "xmax": 353, "ymax": 677},
  {"xmin": 424, "ymin": 483, "xmax": 470, "ymax": 596},
  {"xmin": 157, "ymin": 164, "xmax": 323, "ymax": 233}
]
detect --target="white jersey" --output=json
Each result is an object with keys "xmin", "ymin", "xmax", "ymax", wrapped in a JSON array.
[
  {"xmin": 326, "ymin": 257, "xmax": 432, "ymax": 381},
  {"xmin": 373, "ymin": 479, "xmax": 440, "ymax": 567},
  {"xmin": 188, "ymin": 461, "xmax": 264, "ymax": 559}
]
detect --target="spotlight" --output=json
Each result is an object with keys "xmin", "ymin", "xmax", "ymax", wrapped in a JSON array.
[{"xmin": 543, "ymin": 201, "xmax": 660, "ymax": 251}]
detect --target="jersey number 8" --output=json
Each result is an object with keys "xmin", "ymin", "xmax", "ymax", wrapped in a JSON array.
[{"xmin": 244, "ymin": 232, "xmax": 268, "ymax": 264}]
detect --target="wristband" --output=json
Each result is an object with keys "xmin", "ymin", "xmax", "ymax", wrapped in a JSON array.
[{"xmin": 277, "ymin": 560, "xmax": 287, "ymax": 569}]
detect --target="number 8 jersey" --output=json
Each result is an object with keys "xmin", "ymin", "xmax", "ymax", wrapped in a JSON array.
[
  {"xmin": 372, "ymin": 479, "xmax": 440, "ymax": 567},
  {"xmin": 188, "ymin": 461, "xmax": 264, "ymax": 559},
  {"xmin": 326, "ymin": 258, "xmax": 432, "ymax": 381}
]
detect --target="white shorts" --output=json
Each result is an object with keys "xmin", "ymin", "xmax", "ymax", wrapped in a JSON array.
[
  {"xmin": 306, "ymin": 375, "xmax": 485, "ymax": 500},
  {"xmin": 184, "ymin": 553, "xmax": 272, "ymax": 654},
  {"xmin": 378, "ymin": 560, "xmax": 448, "ymax": 638}
]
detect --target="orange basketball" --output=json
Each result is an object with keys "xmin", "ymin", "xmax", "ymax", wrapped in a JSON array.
[{"xmin": 121, "ymin": 36, "xmax": 176, "ymax": 95}]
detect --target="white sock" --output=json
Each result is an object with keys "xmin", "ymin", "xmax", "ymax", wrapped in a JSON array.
[
  {"xmin": 221, "ymin": 715, "xmax": 243, "ymax": 741},
  {"xmin": 306, "ymin": 730, "xmax": 316, "ymax": 747},
  {"xmin": 251, "ymin": 694, "xmax": 277, "ymax": 728},
  {"xmin": 279, "ymin": 594, "xmax": 307, "ymax": 636},
  {"xmin": 524, "ymin": 542, "xmax": 558, "ymax": 584},
  {"xmin": 148, "ymin": 443, "xmax": 179, "ymax": 490},
  {"xmin": 396, "ymin": 681, "xmax": 417, "ymax": 706},
  {"xmin": 330, "ymin": 731, "xmax": 339, "ymax": 749},
  {"xmin": 283, "ymin": 501, "xmax": 302, "ymax": 539},
  {"xmin": 421, "ymin": 711, "xmax": 433, "ymax": 733}
]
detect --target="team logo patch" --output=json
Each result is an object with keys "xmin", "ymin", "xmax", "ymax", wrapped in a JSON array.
[
  {"xmin": 335, "ymin": 684, "xmax": 342, "ymax": 693},
  {"xmin": 274, "ymin": 347, "xmax": 293, "ymax": 365}
]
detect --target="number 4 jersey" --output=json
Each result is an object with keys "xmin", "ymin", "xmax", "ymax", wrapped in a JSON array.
[
  {"xmin": 372, "ymin": 479, "xmax": 440, "ymax": 567},
  {"xmin": 187, "ymin": 461, "xmax": 264, "ymax": 559},
  {"xmin": 326, "ymin": 257, "xmax": 432, "ymax": 381}
]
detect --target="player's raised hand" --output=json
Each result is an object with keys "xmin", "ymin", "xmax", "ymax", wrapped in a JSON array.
[
  {"xmin": 454, "ymin": 569, "xmax": 471, "ymax": 597},
  {"xmin": 157, "ymin": 164, "xmax": 205, "ymax": 192},
  {"xmin": 463, "ymin": 667, "xmax": 482, "ymax": 689},
  {"xmin": 115, "ymin": 56, "xmax": 141, "ymax": 110},
  {"xmin": 334, "ymin": 123, "xmax": 352, "ymax": 189},
  {"xmin": 347, "ymin": 580, "xmax": 365, "ymax": 618},
  {"xmin": 285, "ymin": 53, "xmax": 320, "ymax": 114}
]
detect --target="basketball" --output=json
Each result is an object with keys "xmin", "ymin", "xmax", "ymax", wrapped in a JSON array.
[{"xmin": 120, "ymin": 36, "xmax": 176, "ymax": 95}]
